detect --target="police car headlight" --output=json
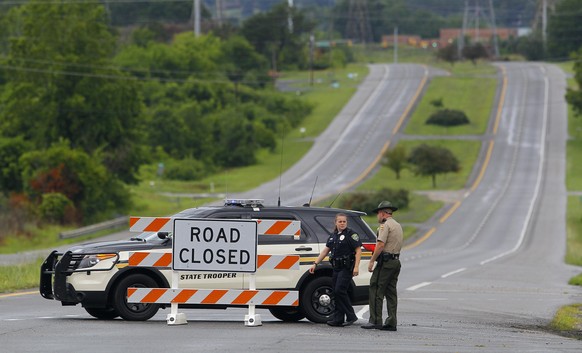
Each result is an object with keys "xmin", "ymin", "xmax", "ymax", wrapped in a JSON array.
[{"xmin": 77, "ymin": 253, "xmax": 118, "ymax": 270}]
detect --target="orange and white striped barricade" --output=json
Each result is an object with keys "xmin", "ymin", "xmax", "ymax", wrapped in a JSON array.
[
  {"xmin": 129, "ymin": 217, "xmax": 302, "ymax": 240},
  {"xmin": 127, "ymin": 217, "xmax": 300, "ymax": 326}
]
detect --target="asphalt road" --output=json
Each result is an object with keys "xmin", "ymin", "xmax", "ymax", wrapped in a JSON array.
[{"xmin": 1, "ymin": 63, "xmax": 581, "ymax": 352}]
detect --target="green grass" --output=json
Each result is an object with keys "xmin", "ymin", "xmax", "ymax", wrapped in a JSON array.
[
  {"xmin": 405, "ymin": 74, "xmax": 496, "ymax": 136},
  {"xmin": 550, "ymin": 304, "xmax": 582, "ymax": 338},
  {"xmin": 0, "ymin": 224, "xmax": 128, "ymax": 254},
  {"xmin": 566, "ymin": 141, "xmax": 582, "ymax": 191},
  {"xmin": 359, "ymin": 140, "xmax": 481, "ymax": 191},
  {"xmin": 0, "ymin": 257, "xmax": 44, "ymax": 292},
  {"xmin": 567, "ymin": 196, "xmax": 582, "ymax": 267}
]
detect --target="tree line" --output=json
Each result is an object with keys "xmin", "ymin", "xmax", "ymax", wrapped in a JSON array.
[{"xmin": 0, "ymin": 1, "xmax": 323, "ymax": 231}]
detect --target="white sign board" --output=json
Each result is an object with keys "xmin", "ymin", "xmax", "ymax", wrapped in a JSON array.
[{"xmin": 172, "ymin": 219, "xmax": 257, "ymax": 272}]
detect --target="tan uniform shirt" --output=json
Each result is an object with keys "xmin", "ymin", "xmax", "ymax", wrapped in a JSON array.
[{"xmin": 377, "ymin": 217, "xmax": 403, "ymax": 254}]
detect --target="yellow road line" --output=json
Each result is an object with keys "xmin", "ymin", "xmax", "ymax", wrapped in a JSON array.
[
  {"xmin": 0, "ymin": 290, "xmax": 37, "ymax": 298},
  {"xmin": 439, "ymin": 201, "xmax": 461, "ymax": 223},
  {"xmin": 345, "ymin": 65, "xmax": 429, "ymax": 191},
  {"xmin": 403, "ymin": 227, "xmax": 435, "ymax": 250},
  {"xmin": 405, "ymin": 64, "xmax": 508, "ymax": 250}
]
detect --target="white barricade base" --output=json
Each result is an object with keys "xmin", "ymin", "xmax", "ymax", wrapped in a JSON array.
[
  {"xmin": 244, "ymin": 313, "xmax": 262, "ymax": 326},
  {"xmin": 167, "ymin": 312, "xmax": 188, "ymax": 325}
]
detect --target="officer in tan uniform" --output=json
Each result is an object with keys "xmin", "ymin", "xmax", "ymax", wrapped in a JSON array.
[{"xmin": 361, "ymin": 201, "xmax": 403, "ymax": 331}]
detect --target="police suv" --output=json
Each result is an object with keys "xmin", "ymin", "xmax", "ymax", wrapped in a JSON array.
[{"xmin": 40, "ymin": 199, "xmax": 377, "ymax": 323}]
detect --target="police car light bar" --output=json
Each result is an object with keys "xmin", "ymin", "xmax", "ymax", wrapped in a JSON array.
[{"xmin": 224, "ymin": 199, "xmax": 264, "ymax": 207}]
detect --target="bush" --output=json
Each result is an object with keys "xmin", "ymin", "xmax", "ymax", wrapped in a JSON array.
[
  {"xmin": 338, "ymin": 188, "xmax": 409, "ymax": 214},
  {"xmin": 163, "ymin": 158, "xmax": 207, "ymax": 181},
  {"xmin": 39, "ymin": 192, "xmax": 75, "ymax": 224},
  {"xmin": 426, "ymin": 109, "xmax": 470, "ymax": 127}
]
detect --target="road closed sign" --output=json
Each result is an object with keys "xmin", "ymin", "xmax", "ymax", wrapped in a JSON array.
[{"xmin": 172, "ymin": 219, "xmax": 258, "ymax": 272}]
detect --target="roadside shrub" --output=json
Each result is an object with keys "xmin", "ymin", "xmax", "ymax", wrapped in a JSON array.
[
  {"xmin": 426, "ymin": 109, "xmax": 470, "ymax": 127},
  {"xmin": 338, "ymin": 188, "xmax": 409, "ymax": 214},
  {"xmin": 163, "ymin": 158, "xmax": 207, "ymax": 181},
  {"xmin": 39, "ymin": 192, "xmax": 75, "ymax": 224}
]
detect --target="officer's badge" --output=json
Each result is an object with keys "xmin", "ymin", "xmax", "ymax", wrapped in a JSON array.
[
  {"xmin": 352, "ymin": 233, "xmax": 359, "ymax": 241},
  {"xmin": 340, "ymin": 235, "xmax": 345, "ymax": 241}
]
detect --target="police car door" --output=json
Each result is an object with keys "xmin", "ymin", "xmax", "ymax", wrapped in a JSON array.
[
  {"xmin": 178, "ymin": 212, "xmax": 247, "ymax": 290},
  {"xmin": 247, "ymin": 211, "xmax": 319, "ymax": 290}
]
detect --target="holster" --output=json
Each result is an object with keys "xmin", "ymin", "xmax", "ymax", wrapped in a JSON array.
[{"xmin": 331, "ymin": 255, "xmax": 353, "ymax": 270}]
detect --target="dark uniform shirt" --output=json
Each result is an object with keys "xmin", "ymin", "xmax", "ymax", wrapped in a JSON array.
[{"xmin": 326, "ymin": 227, "xmax": 362, "ymax": 259}]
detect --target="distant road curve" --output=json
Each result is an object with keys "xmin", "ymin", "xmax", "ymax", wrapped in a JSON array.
[{"xmin": 232, "ymin": 64, "xmax": 437, "ymax": 206}]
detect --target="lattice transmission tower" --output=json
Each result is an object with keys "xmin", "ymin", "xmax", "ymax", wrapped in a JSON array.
[
  {"xmin": 460, "ymin": 0, "xmax": 499, "ymax": 58},
  {"xmin": 346, "ymin": 0, "xmax": 373, "ymax": 45}
]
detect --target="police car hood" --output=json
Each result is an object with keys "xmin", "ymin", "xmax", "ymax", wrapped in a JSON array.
[{"xmin": 67, "ymin": 239, "xmax": 166, "ymax": 254}]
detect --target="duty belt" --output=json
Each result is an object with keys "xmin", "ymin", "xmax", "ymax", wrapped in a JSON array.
[{"xmin": 382, "ymin": 253, "xmax": 400, "ymax": 261}]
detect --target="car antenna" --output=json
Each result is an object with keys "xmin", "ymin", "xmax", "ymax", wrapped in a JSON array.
[
  {"xmin": 328, "ymin": 192, "xmax": 342, "ymax": 208},
  {"xmin": 304, "ymin": 176, "xmax": 318, "ymax": 207},
  {"xmin": 277, "ymin": 130, "xmax": 285, "ymax": 206}
]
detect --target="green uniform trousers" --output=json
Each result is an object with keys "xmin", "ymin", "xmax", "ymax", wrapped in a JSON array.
[{"xmin": 368, "ymin": 259, "xmax": 401, "ymax": 327}]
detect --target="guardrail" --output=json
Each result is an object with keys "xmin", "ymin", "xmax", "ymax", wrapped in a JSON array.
[{"xmin": 58, "ymin": 216, "xmax": 128, "ymax": 239}]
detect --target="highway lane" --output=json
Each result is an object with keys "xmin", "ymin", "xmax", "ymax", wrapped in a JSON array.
[
  {"xmin": 399, "ymin": 62, "xmax": 582, "ymax": 340},
  {"xmin": 2, "ymin": 63, "xmax": 581, "ymax": 352},
  {"xmin": 232, "ymin": 63, "xmax": 433, "ymax": 206}
]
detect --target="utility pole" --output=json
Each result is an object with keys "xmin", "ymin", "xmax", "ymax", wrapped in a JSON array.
[
  {"xmin": 193, "ymin": 0, "xmax": 200, "ymax": 37},
  {"xmin": 393, "ymin": 26, "xmax": 398, "ymax": 64},
  {"xmin": 288, "ymin": 0, "xmax": 294, "ymax": 33},
  {"xmin": 533, "ymin": 0, "xmax": 558, "ymax": 51},
  {"xmin": 215, "ymin": 0, "xmax": 223, "ymax": 27}
]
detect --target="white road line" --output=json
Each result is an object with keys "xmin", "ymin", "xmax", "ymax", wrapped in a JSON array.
[
  {"xmin": 402, "ymin": 298, "xmax": 447, "ymax": 301},
  {"xmin": 406, "ymin": 282, "xmax": 432, "ymax": 291},
  {"xmin": 441, "ymin": 268, "xmax": 466, "ymax": 278},
  {"xmin": 356, "ymin": 305, "xmax": 369, "ymax": 318},
  {"xmin": 480, "ymin": 65, "xmax": 549, "ymax": 266}
]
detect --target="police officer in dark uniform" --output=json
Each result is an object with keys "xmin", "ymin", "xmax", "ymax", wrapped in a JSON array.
[{"xmin": 310, "ymin": 213, "xmax": 362, "ymax": 327}]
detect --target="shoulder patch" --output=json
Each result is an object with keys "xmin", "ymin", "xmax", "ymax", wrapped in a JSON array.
[{"xmin": 351, "ymin": 233, "xmax": 359, "ymax": 241}]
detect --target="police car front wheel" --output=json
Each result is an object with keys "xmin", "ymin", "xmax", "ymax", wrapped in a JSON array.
[
  {"xmin": 112, "ymin": 273, "xmax": 161, "ymax": 321},
  {"xmin": 300, "ymin": 276, "xmax": 334, "ymax": 323}
]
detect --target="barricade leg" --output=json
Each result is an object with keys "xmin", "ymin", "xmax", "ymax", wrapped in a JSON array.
[
  {"xmin": 167, "ymin": 272, "xmax": 187, "ymax": 325},
  {"xmin": 245, "ymin": 273, "xmax": 262, "ymax": 326}
]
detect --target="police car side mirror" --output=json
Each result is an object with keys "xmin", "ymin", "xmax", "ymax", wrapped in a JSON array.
[{"xmin": 157, "ymin": 232, "xmax": 169, "ymax": 240}]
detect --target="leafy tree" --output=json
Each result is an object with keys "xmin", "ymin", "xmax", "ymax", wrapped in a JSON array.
[
  {"xmin": 408, "ymin": 144, "xmax": 460, "ymax": 188},
  {"xmin": 0, "ymin": 137, "xmax": 32, "ymax": 194},
  {"xmin": 241, "ymin": 2, "xmax": 316, "ymax": 70},
  {"xmin": 38, "ymin": 192, "xmax": 74, "ymax": 224},
  {"xmin": 338, "ymin": 188, "xmax": 409, "ymax": 213},
  {"xmin": 211, "ymin": 109, "xmax": 258, "ymax": 167},
  {"xmin": 20, "ymin": 141, "xmax": 131, "ymax": 223},
  {"xmin": 462, "ymin": 43, "xmax": 489, "ymax": 64},
  {"xmin": 436, "ymin": 44, "xmax": 459, "ymax": 66},
  {"xmin": 382, "ymin": 145, "xmax": 407, "ymax": 180},
  {"xmin": 548, "ymin": 0, "xmax": 582, "ymax": 59},
  {"xmin": 0, "ymin": 1, "xmax": 145, "ymax": 184},
  {"xmin": 515, "ymin": 33, "xmax": 545, "ymax": 61}
]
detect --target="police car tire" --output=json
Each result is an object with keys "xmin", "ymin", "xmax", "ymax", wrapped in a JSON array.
[
  {"xmin": 300, "ymin": 276, "xmax": 334, "ymax": 323},
  {"xmin": 268, "ymin": 307, "xmax": 305, "ymax": 322},
  {"xmin": 85, "ymin": 307, "xmax": 119, "ymax": 320},
  {"xmin": 112, "ymin": 273, "xmax": 161, "ymax": 321}
]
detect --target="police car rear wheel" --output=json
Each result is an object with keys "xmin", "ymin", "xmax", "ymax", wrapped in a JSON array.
[
  {"xmin": 268, "ymin": 307, "xmax": 305, "ymax": 322},
  {"xmin": 85, "ymin": 307, "xmax": 119, "ymax": 320},
  {"xmin": 300, "ymin": 277, "xmax": 334, "ymax": 323},
  {"xmin": 112, "ymin": 273, "xmax": 160, "ymax": 321}
]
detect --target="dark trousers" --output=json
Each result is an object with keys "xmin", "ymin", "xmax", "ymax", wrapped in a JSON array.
[
  {"xmin": 331, "ymin": 267, "xmax": 357, "ymax": 323},
  {"xmin": 369, "ymin": 259, "xmax": 401, "ymax": 327}
]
